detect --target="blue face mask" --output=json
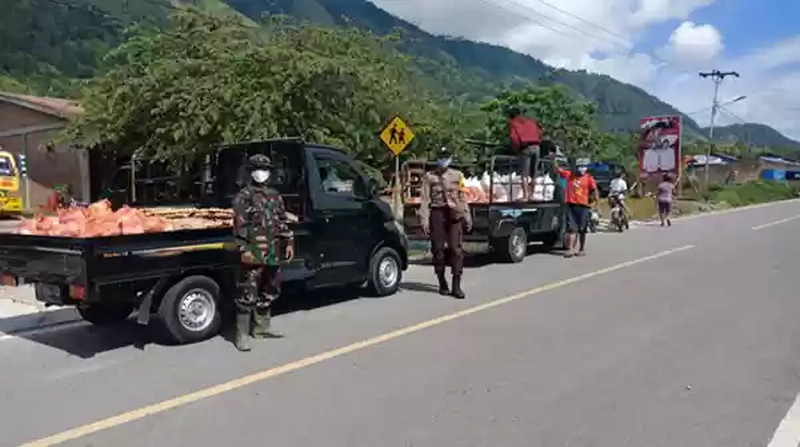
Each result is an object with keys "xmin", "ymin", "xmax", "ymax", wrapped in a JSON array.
[{"xmin": 437, "ymin": 158, "xmax": 452, "ymax": 169}]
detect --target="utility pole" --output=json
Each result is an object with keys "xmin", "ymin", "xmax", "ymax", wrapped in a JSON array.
[{"xmin": 699, "ymin": 70, "xmax": 740, "ymax": 190}]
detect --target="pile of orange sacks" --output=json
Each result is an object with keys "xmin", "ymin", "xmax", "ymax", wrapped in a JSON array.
[{"xmin": 18, "ymin": 200, "xmax": 173, "ymax": 237}]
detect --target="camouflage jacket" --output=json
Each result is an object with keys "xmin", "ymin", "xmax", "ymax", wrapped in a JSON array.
[{"xmin": 233, "ymin": 183, "xmax": 294, "ymax": 266}]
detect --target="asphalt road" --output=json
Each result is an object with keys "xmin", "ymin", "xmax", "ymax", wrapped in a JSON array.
[{"xmin": 2, "ymin": 200, "xmax": 800, "ymax": 447}]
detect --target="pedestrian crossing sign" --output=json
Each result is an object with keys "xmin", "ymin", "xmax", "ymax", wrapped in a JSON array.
[{"xmin": 380, "ymin": 116, "xmax": 415, "ymax": 156}]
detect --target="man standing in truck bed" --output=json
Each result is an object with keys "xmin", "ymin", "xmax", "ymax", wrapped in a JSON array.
[
  {"xmin": 508, "ymin": 107, "xmax": 542, "ymax": 201},
  {"xmin": 232, "ymin": 154, "xmax": 295, "ymax": 352},
  {"xmin": 420, "ymin": 147, "xmax": 472, "ymax": 299}
]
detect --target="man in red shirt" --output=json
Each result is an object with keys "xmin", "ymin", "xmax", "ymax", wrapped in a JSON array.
[
  {"xmin": 507, "ymin": 107, "xmax": 542, "ymax": 201},
  {"xmin": 559, "ymin": 158, "xmax": 600, "ymax": 258}
]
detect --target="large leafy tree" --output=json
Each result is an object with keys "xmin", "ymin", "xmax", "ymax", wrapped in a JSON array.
[
  {"xmin": 479, "ymin": 85, "xmax": 604, "ymax": 158},
  {"xmin": 68, "ymin": 10, "xmax": 441, "ymax": 169}
]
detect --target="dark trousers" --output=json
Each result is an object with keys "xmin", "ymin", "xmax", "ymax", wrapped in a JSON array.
[
  {"xmin": 236, "ymin": 265, "xmax": 282, "ymax": 312},
  {"xmin": 430, "ymin": 207, "xmax": 464, "ymax": 276}
]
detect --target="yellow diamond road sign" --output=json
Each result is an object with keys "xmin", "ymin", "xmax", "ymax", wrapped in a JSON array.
[{"xmin": 380, "ymin": 116, "xmax": 415, "ymax": 156}]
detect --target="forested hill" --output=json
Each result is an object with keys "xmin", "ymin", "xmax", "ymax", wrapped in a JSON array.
[
  {"xmin": 226, "ymin": 0, "xmax": 704, "ymax": 136},
  {"xmin": 703, "ymin": 123, "xmax": 800, "ymax": 151},
  {"xmin": 3, "ymin": 0, "xmax": 796, "ymax": 148}
]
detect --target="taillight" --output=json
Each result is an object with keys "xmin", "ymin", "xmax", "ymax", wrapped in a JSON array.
[
  {"xmin": 69, "ymin": 285, "xmax": 86, "ymax": 300},
  {"xmin": 1, "ymin": 274, "xmax": 18, "ymax": 287}
]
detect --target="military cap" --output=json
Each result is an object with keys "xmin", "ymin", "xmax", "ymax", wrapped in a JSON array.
[{"xmin": 247, "ymin": 154, "xmax": 273, "ymax": 170}]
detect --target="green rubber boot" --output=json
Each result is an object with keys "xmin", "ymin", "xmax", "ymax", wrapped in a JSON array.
[
  {"xmin": 234, "ymin": 311, "xmax": 252, "ymax": 352},
  {"xmin": 252, "ymin": 305, "xmax": 282, "ymax": 339}
]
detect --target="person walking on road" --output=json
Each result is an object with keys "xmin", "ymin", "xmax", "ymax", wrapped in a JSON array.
[
  {"xmin": 232, "ymin": 154, "xmax": 295, "ymax": 352},
  {"xmin": 420, "ymin": 147, "xmax": 472, "ymax": 299},
  {"xmin": 657, "ymin": 173, "xmax": 679, "ymax": 227},
  {"xmin": 559, "ymin": 158, "xmax": 600, "ymax": 258}
]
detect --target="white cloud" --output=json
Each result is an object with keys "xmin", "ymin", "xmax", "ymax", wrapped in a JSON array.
[
  {"xmin": 666, "ymin": 21, "xmax": 724, "ymax": 66},
  {"xmin": 368, "ymin": 0, "xmax": 800, "ymax": 140},
  {"xmin": 629, "ymin": 0, "xmax": 715, "ymax": 27},
  {"xmin": 580, "ymin": 53, "xmax": 662, "ymax": 87}
]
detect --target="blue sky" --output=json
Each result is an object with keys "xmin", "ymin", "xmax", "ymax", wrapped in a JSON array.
[{"xmin": 372, "ymin": 0, "xmax": 800, "ymax": 139}]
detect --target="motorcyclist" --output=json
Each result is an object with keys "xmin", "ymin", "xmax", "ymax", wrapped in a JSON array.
[{"xmin": 608, "ymin": 171, "xmax": 630, "ymax": 217}]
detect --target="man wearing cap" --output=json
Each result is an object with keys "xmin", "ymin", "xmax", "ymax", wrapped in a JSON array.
[
  {"xmin": 419, "ymin": 147, "xmax": 472, "ymax": 299},
  {"xmin": 232, "ymin": 154, "xmax": 295, "ymax": 352},
  {"xmin": 558, "ymin": 158, "xmax": 599, "ymax": 258}
]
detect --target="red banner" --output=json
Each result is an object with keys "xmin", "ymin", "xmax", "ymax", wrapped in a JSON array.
[{"xmin": 639, "ymin": 116, "xmax": 681, "ymax": 179}]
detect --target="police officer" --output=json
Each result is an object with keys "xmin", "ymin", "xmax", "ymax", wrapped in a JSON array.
[
  {"xmin": 419, "ymin": 147, "xmax": 472, "ymax": 299},
  {"xmin": 232, "ymin": 154, "xmax": 294, "ymax": 352}
]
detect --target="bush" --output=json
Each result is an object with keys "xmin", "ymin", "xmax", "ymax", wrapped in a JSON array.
[{"xmin": 710, "ymin": 181, "xmax": 799, "ymax": 207}]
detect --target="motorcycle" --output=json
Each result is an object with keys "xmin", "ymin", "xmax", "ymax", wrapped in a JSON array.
[{"xmin": 609, "ymin": 192, "xmax": 629, "ymax": 232}]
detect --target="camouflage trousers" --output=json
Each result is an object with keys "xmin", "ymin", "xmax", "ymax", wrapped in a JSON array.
[{"xmin": 236, "ymin": 265, "xmax": 282, "ymax": 312}]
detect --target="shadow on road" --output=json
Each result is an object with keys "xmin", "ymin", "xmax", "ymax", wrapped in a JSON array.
[
  {"xmin": 9, "ymin": 285, "xmax": 382, "ymax": 357},
  {"xmin": 14, "ymin": 319, "xmax": 153, "ymax": 359}
]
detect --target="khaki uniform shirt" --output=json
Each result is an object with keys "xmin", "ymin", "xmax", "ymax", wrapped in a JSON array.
[{"xmin": 419, "ymin": 168, "xmax": 472, "ymax": 228}]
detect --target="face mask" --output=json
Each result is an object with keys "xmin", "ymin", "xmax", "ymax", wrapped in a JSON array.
[
  {"xmin": 437, "ymin": 158, "xmax": 452, "ymax": 169},
  {"xmin": 577, "ymin": 167, "xmax": 588, "ymax": 175},
  {"xmin": 251, "ymin": 170, "xmax": 270, "ymax": 183}
]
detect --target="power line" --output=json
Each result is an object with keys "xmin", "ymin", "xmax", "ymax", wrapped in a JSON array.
[
  {"xmin": 498, "ymin": 0, "xmax": 630, "ymax": 48},
  {"xmin": 531, "ymin": 0, "xmax": 628, "ymax": 41}
]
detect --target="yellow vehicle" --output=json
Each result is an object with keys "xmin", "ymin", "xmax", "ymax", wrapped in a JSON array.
[{"xmin": 0, "ymin": 151, "xmax": 23, "ymax": 215}]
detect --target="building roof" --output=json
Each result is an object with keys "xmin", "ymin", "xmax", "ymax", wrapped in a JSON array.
[{"xmin": 0, "ymin": 91, "xmax": 83, "ymax": 119}]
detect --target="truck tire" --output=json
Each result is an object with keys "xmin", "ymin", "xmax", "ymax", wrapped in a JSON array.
[
  {"xmin": 368, "ymin": 247, "xmax": 402, "ymax": 296},
  {"xmin": 77, "ymin": 303, "xmax": 134, "ymax": 325},
  {"xmin": 497, "ymin": 227, "xmax": 527, "ymax": 263},
  {"xmin": 158, "ymin": 276, "xmax": 222, "ymax": 344}
]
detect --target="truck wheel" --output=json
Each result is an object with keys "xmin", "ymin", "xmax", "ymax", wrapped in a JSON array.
[
  {"xmin": 77, "ymin": 303, "xmax": 134, "ymax": 325},
  {"xmin": 158, "ymin": 276, "xmax": 222, "ymax": 344},
  {"xmin": 368, "ymin": 247, "xmax": 402, "ymax": 296},
  {"xmin": 498, "ymin": 227, "xmax": 527, "ymax": 263}
]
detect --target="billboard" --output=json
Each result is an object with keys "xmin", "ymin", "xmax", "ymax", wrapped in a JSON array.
[{"xmin": 639, "ymin": 116, "xmax": 682, "ymax": 179}]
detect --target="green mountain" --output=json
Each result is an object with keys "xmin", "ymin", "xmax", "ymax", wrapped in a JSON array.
[
  {"xmin": 703, "ymin": 123, "xmax": 800, "ymax": 151},
  {"xmin": 226, "ymin": 0, "xmax": 704, "ymax": 136},
  {"xmin": 2, "ymin": 0, "xmax": 796, "ymax": 148}
]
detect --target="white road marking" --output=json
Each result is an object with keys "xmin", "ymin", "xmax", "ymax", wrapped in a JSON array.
[
  {"xmin": 18, "ymin": 245, "xmax": 694, "ymax": 447},
  {"xmin": 752, "ymin": 214, "xmax": 800, "ymax": 231},
  {"xmin": 767, "ymin": 392, "xmax": 800, "ymax": 447}
]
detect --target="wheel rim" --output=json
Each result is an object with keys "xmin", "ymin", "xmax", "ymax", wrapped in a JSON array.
[
  {"xmin": 178, "ymin": 288, "xmax": 216, "ymax": 332},
  {"xmin": 511, "ymin": 232, "xmax": 526, "ymax": 259},
  {"xmin": 378, "ymin": 256, "xmax": 399, "ymax": 289}
]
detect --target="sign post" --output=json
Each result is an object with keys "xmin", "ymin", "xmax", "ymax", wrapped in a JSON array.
[
  {"xmin": 379, "ymin": 116, "xmax": 416, "ymax": 220},
  {"xmin": 18, "ymin": 153, "xmax": 29, "ymax": 211}
]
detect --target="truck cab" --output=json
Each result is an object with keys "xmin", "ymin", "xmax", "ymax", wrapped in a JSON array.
[{"xmin": 213, "ymin": 140, "xmax": 408, "ymax": 293}]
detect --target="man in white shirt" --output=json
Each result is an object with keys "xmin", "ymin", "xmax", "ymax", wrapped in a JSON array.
[{"xmin": 608, "ymin": 171, "xmax": 630, "ymax": 215}]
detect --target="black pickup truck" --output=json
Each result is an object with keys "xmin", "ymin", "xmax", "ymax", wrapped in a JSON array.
[
  {"xmin": 0, "ymin": 139, "xmax": 408, "ymax": 344},
  {"xmin": 402, "ymin": 155, "xmax": 566, "ymax": 263}
]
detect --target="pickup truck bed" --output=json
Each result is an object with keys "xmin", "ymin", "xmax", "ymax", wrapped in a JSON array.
[{"xmin": 404, "ymin": 200, "xmax": 564, "ymax": 263}]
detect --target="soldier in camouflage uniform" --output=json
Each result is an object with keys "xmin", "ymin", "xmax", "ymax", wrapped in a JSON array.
[{"xmin": 232, "ymin": 154, "xmax": 295, "ymax": 352}]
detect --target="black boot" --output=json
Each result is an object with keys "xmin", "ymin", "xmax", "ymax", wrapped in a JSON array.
[
  {"xmin": 451, "ymin": 275, "xmax": 465, "ymax": 299},
  {"xmin": 437, "ymin": 272, "xmax": 450, "ymax": 296},
  {"xmin": 234, "ymin": 310, "xmax": 252, "ymax": 352}
]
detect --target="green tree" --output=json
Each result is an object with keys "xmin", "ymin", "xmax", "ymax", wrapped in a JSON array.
[
  {"xmin": 68, "ymin": 10, "xmax": 437, "ymax": 171},
  {"xmin": 479, "ymin": 85, "xmax": 604, "ymax": 158}
]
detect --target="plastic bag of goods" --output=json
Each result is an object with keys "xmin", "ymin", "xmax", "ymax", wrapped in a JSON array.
[{"xmin": 532, "ymin": 176, "xmax": 555, "ymax": 202}]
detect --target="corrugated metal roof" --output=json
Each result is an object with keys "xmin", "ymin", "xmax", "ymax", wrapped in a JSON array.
[{"xmin": 0, "ymin": 91, "xmax": 83, "ymax": 119}]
